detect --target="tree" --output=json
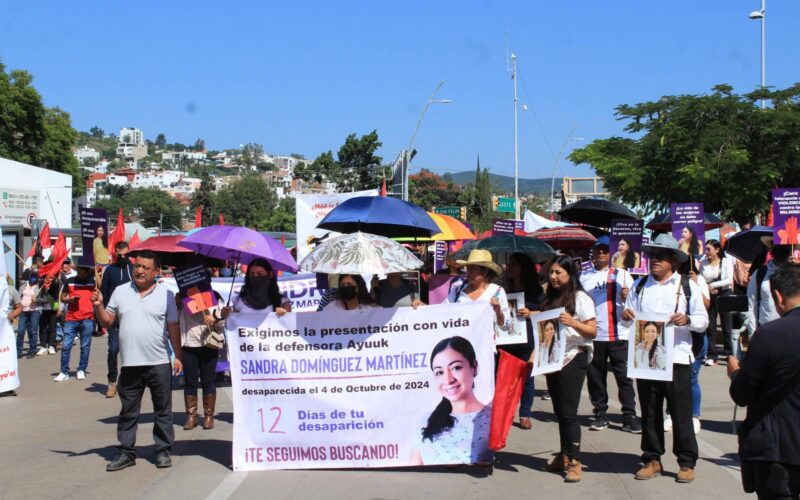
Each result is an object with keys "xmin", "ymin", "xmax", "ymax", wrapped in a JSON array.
[
  {"xmin": 524, "ymin": 193, "xmax": 550, "ymax": 215},
  {"xmin": 121, "ymin": 134, "xmax": 131, "ymax": 144},
  {"xmin": 265, "ymin": 197, "xmax": 296, "ymax": 232},
  {"xmin": 190, "ymin": 171, "xmax": 216, "ymax": 223},
  {"xmin": 467, "ymin": 156, "xmax": 492, "ymax": 230},
  {"xmin": 409, "ymin": 169, "xmax": 462, "ymax": 209},
  {"xmin": 213, "ymin": 173, "xmax": 278, "ymax": 230},
  {"xmin": 155, "ymin": 133, "xmax": 167, "ymax": 148},
  {"xmin": 90, "ymin": 126, "xmax": 104, "ymax": 138},
  {"xmin": 193, "ymin": 138, "xmax": 205, "ymax": 151},
  {"xmin": 336, "ymin": 130, "xmax": 382, "ymax": 192},
  {"xmin": 102, "ymin": 183, "xmax": 130, "ymax": 198},
  {"xmin": 0, "ymin": 62, "xmax": 83, "ymax": 195},
  {"xmin": 297, "ymin": 150, "xmax": 337, "ymax": 185},
  {"xmin": 569, "ymin": 84, "xmax": 800, "ymax": 224},
  {"xmin": 241, "ymin": 143, "xmax": 265, "ymax": 168},
  {"xmin": 95, "ymin": 188, "xmax": 182, "ymax": 229}
]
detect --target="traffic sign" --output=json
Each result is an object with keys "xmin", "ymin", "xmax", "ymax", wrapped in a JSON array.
[{"xmin": 433, "ymin": 206, "xmax": 467, "ymax": 220}]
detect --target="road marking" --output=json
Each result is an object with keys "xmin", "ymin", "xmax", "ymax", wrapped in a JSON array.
[{"xmin": 204, "ymin": 387, "xmax": 248, "ymax": 500}]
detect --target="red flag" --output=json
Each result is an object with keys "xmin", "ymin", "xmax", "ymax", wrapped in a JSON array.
[
  {"xmin": 108, "ymin": 208, "xmax": 126, "ymax": 261},
  {"xmin": 219, "ymin": 214, "xmax": 225, "ymax": 226},
  {"xmin": 489, "ymin": 351, "xmax": 532, "ymax": 451},
  {"xmin": 39, "ymin": 232, "xmax": 68, "ymax": 277},
  {"xmin": 129, "ymin": 230, "xmax": 141, "ymax": 250},
  {"xmin": 26, "ymin": 242, "xmax": 38, "ymax": 258},
  {"xmin": 380, "ymin": 179, "xmax": 387, "ymax": 197},
  {"xmin": 281, "ymin": 234, "xmax": 286, "ymax": 246},
  {"xmin": 39, "ymin": 222, "xmax": 51, "ymax": 249},
  {"xmin": 766, "ymin": 204, "xmax": 774, "ymax": 227},
  {"xmin": 194, "ymin": 205, "xmax": 203, "ymax": 229}
]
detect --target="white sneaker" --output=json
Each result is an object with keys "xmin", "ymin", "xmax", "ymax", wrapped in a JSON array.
[
  {"xmin": 693, "ymin": 417, "xmax": 701, "ymax": 434},
  {"xmin": 47, "ymin": 346, "xmax": 56, "ymax": 355},
  {"xmin": 36, "ymin": 346, "xmax": 47, "ymax": 356},
  {"xmin": 77, "ymin": 370, "xmax": 86, "ymax": 380},
  {"xmin": 54, "ymin": 373, "xmax": 69, "ymax": 382},
  {"xmin": 664, "ymin": 416, "xmax": 673, "ymax": 432}
]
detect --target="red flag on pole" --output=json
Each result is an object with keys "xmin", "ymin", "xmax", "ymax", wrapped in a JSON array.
[
  {"xmin": 489, "ymin": 351, "xmax": 532, "ymax": 451},
  {"xmin": 108, "ymin": 207, "xmax": 126, "ymax": 261},
  {"xmin": 39, "ymin": 232, "xmax": 68, "ymax": 277},
  {"xmin": 219, "ymin": 214, "xmax": 225, "ymax": 226},
  {"xmin": 39, "ymin": 222, "xmax": 51, "ymax": 249},
  {"xmin": 128, "ymin": 230, "xmax": 141, "ymax": 250},
  {"xmin": 194, "ymin": 205, "xmax": 203, "ymax": 229},
  {"xmin": 380, "ymin": 179, "xmax": 387, "ymax": 197}
]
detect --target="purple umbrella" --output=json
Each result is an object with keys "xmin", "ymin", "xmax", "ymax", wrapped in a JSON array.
[{"xmin": 178, "ymin": 225, "xmax": 297, "ymax": 272}]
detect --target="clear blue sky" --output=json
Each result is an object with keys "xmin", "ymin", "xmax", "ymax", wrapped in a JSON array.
[{"xmin": 2, "ymin": 0, "xmax": 798, "ymax": 180}]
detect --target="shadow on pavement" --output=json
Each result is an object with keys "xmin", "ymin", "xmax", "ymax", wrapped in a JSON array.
[
  {"xmin": 173, "ymin": 438, "xmax": 232, "ymax": 468},
  {"xmin": 700, "ymin": 418, "xmax": 737, "ymax": 436},
  {"xmin": 494, "ymin": 450, "xmax": 550, "ymax": 472},
  {"xmin": 84, "ymin": 382, "xmax": 109, "ymax": 395},
  {"xmin": 699, "ymin": 452, "xmax": 740, "ymax": 473}
]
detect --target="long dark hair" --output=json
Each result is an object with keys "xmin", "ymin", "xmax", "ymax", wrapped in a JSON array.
[
  {"xmin": 240, "ymin": 258, "xmax": 283, "ymax": 310},
  {"xmin": 541, "ymin": 319, "xmax": 558, "ymax": 359},
  {"xmin": 642, "ymin": 321, "xmax": 660, "ymax": 365},
  {"xmin": 421, "ymin": 336, "xmax": 478, "ymax": 442},
  {"xmin": 338, "ymin": 274, "xmax": 374, "ymax": 305},
  {"xmin": 542, "ymin": 255, "xmax": 584, "ymax": 315},
  {"xmin": 619, "ymin": 237, "xmax": 637, "ymax": 269},
  {"xmin": 706, "ymin": 238, "xmax": 725, "ymax": 259},
  {"xmin": 505, "ymin": 252, "xmax": 543, "ymax": 301},
  {"xmin": 683, "ymin": 226, "xmax": 702, "ymax": 256}
]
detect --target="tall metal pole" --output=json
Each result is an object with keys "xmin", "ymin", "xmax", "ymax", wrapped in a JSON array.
[
  {"xmin": 550, "ymin": 125, "xmax": 580, "ymax": 216},
  {"xmin": 760, "ymin": 0, "xmax": 766, "ymax": 109},
  {"xmin": 511, "ymin": 54, "xmax": 520, "ymax": 220},
  {"xmin": 405, "ymin": 81, "xmax": 449, "ymax": 201}
]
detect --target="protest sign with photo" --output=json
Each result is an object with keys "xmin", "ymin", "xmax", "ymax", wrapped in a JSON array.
[
  {"xmin": 627, "ymin": 312, "xmax": 674, "ymax": 381},
  {"xmin": 531, "ymin": 308, "xmax": 566, "ymax": 376},
  {"xmin": 427, "ymin": 274, "xmax": 465, "ymax": 305},
  {"xmin": 670, "ymin": 203, "xmax": 704, "ymax": 257},
  {"xmin": 772, "ymin": 188, "xmax": 800, "ymax": 245},
  {"xmin": 0, "ymin": 227, "xmax": 19, "ymax": 393},
  {"xmin": 496, "ymin": 292, "xmax": 528, "ymax": 346},
  {"xmin": 79, "ymin": 208, "xmax": 109, "ymax": 266},
  {"xmin": 174, "ymin": 265, "xmax": 218, "ymax": 315},
  {"xmin": 610, "ymin": 219, "xmax": 646, "ymax": 274},
  {"xmin": 227, "ymin": 302, "xmax": 494, "ymax": 470}
]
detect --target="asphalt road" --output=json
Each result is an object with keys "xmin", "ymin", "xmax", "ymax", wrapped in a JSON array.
[{"xmin": 0, "ymin": 335, "xmax": 751, "ymax": 500}]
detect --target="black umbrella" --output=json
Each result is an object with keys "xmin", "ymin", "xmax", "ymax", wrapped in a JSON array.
[
  {"xmin": 646, "ymin": 212, "xmax": 725, "ymax": 231},
  {"xmin": 452, "ymin": 234, "xmax": 557, "ymax": 262},
  {"xmin": 557, "ymin": 198, "xmax": 637, "ymax": 228},
  {"xmin": 725, "ymin": 226, "xmax": 772, "ymax": 263}
]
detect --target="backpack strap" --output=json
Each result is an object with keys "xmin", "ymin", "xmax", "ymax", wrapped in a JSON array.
[{"xmin": 754, "ymin": 265, "xmax": 768, "ymax": 325}]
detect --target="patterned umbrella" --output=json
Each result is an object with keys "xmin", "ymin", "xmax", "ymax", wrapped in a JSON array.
[
  {"xmin": 528, "ymin": 226, "xmax": 597, "ymax": 250},
  {"xmin": 299, "ymin": 231, "xmax": 424, "ymax": 274}
]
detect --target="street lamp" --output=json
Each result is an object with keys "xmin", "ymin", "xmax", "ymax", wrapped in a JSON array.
[
  {"xmin": 549, "ymin": 128, "xmax": 583, "ymax": 216},
  {"xmin": 749, "ymin": 0, "xmax": 766, "ymax": 109},
  {"xmin": 403, "ymin": 81, "xmax": 452, "ymax": 201}
]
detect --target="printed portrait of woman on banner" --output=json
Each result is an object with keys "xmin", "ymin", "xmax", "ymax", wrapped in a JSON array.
[{"xmin": 411, "ymin": 336, "xmax": 492, "ymax": 465}]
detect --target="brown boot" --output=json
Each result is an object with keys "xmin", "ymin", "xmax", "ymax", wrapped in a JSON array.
[
  {"xmin": 676, "ymin": 466, "xmax": 695, "ymax": 483},
  {"xmin": 635, "ymin": 459, "xmax": 663, "ymax": 480},
  {"xmin": 543, "ymin": 453, "xmax": 568, "ymax": 473},
  {"xmin": 565, "ymin": 459, "xmax": 583, "ymax": 482},
  {"xmin": 202, "ymin": 394, "xmax": 216, "ymax": 429},
  {"xmin": 183, "ymin": 395, "xmax": 198, "ymax": 430}
]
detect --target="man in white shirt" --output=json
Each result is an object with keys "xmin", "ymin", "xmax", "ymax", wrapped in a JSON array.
[
  {"xmin": 621, "ymin": 234, "xmax": 709, "ymax": 484},
  {"xmin": 746, "ymin": 239, "xmax": 792, "ymax": 336},
  {"xmin": 580, "ymin": 236, "xmax": 640, "ymax": 433}
]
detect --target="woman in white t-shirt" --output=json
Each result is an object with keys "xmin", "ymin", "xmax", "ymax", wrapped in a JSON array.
[
  {"xmin": 445, "ymin": 249, "xmax": 510, "ymax": 337},
  {"xmin": 540, "ymin": 255, "xmax": 597, "ymax": 482}
]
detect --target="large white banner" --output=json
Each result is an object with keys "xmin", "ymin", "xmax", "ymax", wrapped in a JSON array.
[
  {"xmin": 295, "ymin": 189, "xmax": 377, "ymax": 262},
  {"xmin": 228, "ymin": 302, "xmax": 495, "ymax": 470},
  {"xmin": 0, "ymin": 227, "xmax": 20, "ymax": 392}
]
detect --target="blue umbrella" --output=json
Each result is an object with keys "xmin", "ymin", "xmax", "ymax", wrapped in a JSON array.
[
  {"xmin": 316, "ymin": 196, "xmax": 440, "ymax": 238},
  {"xmin": 725, "ymin": 226, "xmax": 771, "ymax": 263}
]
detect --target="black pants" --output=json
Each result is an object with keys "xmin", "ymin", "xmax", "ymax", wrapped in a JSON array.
[
  {"xmin": 637, "ymin": 363, "xmax": 698, "ymax": 468},
  {"xmin": 707, "ymin": 289, "xmax": 733, "ymax": 360},
  {"xmin": 587, "ymin": 340, "xmax": 637, "ymax": 418},
  {"xmin": 39, "ymin": 310, "xmax": 57, "ymax": 348},
  {"xmin": 117, "ymin": 363, "xmax": 174, "ymax": 457},
  {"xmin": 546, "ymin": 350, "xmax": 589, "ymax": 461},
  {"xmin": 747, "ymin": 461, "xmax": 800, "ymax": 500},
  {"xmin": 183, "ymin": 346, "xmax": 218, "ymax": 397}
]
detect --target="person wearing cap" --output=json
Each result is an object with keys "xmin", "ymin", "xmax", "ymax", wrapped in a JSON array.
[
  {"xmin": 540, "ymin": 254, "xmax": 597, "ymax": 483},
  {"xmin": 56, "ymin": 265, "xmax": 96, "ymax": 381},
  {"xmin": 445, "ymin": 249, "xmax": 510, "ymax": 334},
  {"xmin": 746, "ymin": 236, "xmax": 794, "ymax": 338},
  {"xmin": 621, "ymin": 233, "xmax": 709, "ymax": 483},
  {"xmin": 580, "ymin": 236, "xmax": 640, "ymax": 433}
]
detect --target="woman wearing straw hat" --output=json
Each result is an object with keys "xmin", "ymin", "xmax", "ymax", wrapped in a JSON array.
[{"xmin": 445, "ymin": 249, "xmax": 510, "ymax": 337}]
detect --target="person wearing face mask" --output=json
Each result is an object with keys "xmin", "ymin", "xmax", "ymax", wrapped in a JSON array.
[
  {"xmin": 100, "ymin": 241, "xmax": 133, "ymax": 398},
  {"xmin": 323, "ymin": 274, "xmax": 377, "ymax": 311},
  {"xmin": 225, "ymin": 258, "xmax": 292, "ymax": 315}
]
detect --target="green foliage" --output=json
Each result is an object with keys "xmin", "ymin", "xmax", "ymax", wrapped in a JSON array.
[
  {"xmin": 190, "ymin": 171, "xmax": 216, "ymax": 223},
  {"xmin": 95, "ymin": 188, "xmax": 183, "ymax": 229},
  {"xmin": 0, "ymin": 61, "xmax": 84, "ymax": 195},
  {"xmin": 265, "ymin": 197, "xmax": 296, "ymax": 232},
  {"xmin": 212, "ymin": 173, "xmax": 278, "ymax": 230},
  {"xmin": 297, "ymin": 131, "xmax": 382, "ymax": 192},
  {"xmin": 569, "ymin": 84, "xmax": 800, "ymax": 224},
  {"xmin": 409, "ymin": 168, "xmax": 464, "ymax": 209},
  {"xmin": 193, "ymin": 138, "xmax": 205, "ymax": 151},
  {"xmin": 89, "ymin": 126, "xmax": 104, "ymax": 138}
]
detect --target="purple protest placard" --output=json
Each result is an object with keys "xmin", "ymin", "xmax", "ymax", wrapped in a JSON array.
[
  {"xmin": 492, "ymin": 218, "xmax": 524, "ymax": 236},
  {"xmin": 772, "ymin": 188, "xmax": 800, "ymax": 245},
  {"xmin": 670, "ymin": 203, "xmax": 704, "ymax": 256},
  {"xmin": 79, "ymin": 207, "xmax": 109, "ymax": 267},
  {"xmin": 433, "ymin": 241, "xmax": 447, "ymax": 273},
  {"xmin": 175, "ymin": 265, "xmax": 218, "ymax": 315},
  {"xmin": 610, "ymin": 219, "xmax": 645, "ymax": 274}
]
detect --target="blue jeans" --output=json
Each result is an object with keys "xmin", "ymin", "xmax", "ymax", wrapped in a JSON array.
[
  {"xmin": 691, "ymin": 335, "xmax": 708, "ymax": 418},
  {"xmin": 16, "ymin": 310, "xmax": 41, "ymax": 355},
  {"xmin": 107, "ymin": 325, "xmax": 120, "ymax": 383},
  {"xmin": 56, "ymin": 319, "xmax": 64, "ymax": 342},
  {"xmin": 60, "ymin": 319, "xmax": 94, "ymax": 375}
]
